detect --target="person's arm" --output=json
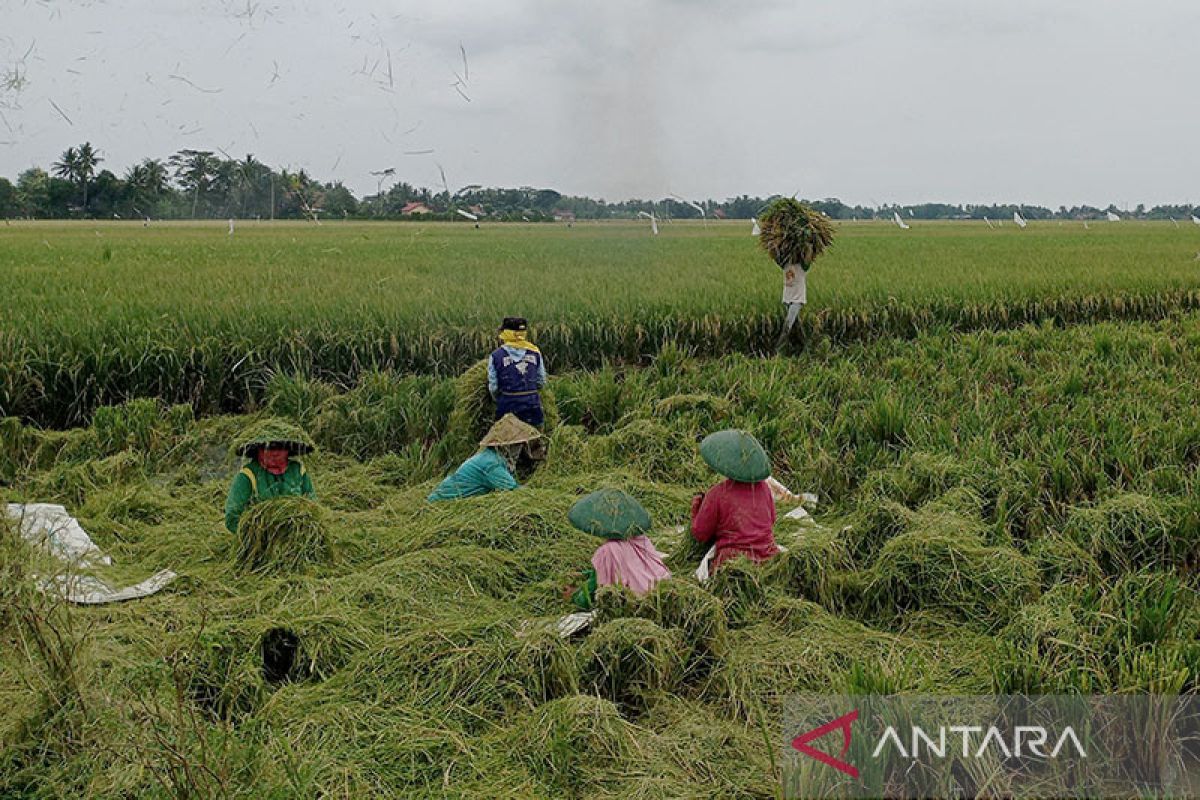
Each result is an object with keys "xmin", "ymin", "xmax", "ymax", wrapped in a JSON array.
[
  {"xmin": 571, "ymin": 568, "xmax": 598, "ymax": 610},
  {"xmin": 484, "ymin": 456, "xmax": 520, "ymax": 492},
  {"xmin": 301, "ymin": 470, "xmax": 315, "ymax": 499},
  {"xmin": 224, "ymin": 471, "xmax": 252, "ymax": 533},
  {"xmin": 487, "ymin": 356, "xmax": 499, "ymax": 399},
  {"xmin": 690, "ymin": 488, "xmax": 721, "ymax": 543}
]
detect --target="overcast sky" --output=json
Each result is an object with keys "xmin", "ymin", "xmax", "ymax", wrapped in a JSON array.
[{"xmin": 1, "ymin": 0, "xmax": 1197, "ymax": 207}]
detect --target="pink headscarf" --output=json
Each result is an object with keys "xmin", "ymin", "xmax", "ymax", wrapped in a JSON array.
[{"xmin": 592, "ymin": 535, "xmax": 671, "ymax": 596}]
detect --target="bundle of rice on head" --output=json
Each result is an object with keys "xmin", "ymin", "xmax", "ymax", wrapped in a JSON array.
[
  {"xmin": 757, "ymin": 197, "xmax": 836, "ymax": 271},
  {"xmin": 232, "ymin": 418, "xmax": 316, "ymax": 461}
]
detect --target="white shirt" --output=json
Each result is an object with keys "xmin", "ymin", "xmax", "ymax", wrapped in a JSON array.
[{"xmin": 782, "ymin": 263, "xmax": 807, "ymax": 305}]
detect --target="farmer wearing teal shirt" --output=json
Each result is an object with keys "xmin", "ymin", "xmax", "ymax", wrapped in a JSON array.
[
  {"xmin": 428, "ymin": 414, "xmax": 546, "ymax": 501},
  {"xmin": 224, "ymin": 419, "xmax": 317, "ymax": 533}
]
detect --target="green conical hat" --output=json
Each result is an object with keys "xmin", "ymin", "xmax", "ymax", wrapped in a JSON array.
[
  {"xmin": 568, "ymin": 489, "xmax": 652, "ymax": 541},
  {"xmin": 233, "ymin": 418, "xmax": 315, "ymax": 458},
  {"xmin": 699, "ymin": 430, "xmax": 770, "ymax": 483}
]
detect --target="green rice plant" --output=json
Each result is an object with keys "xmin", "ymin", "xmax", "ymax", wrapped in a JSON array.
[
  {"xmin": 90, "ymin": 397, "xmax": 192, "ymax": 457},
  {"xmin": 264, "ymin": 372, "xmax": 338, "ymax": 427},
  {"xmin": 1027, "ymin": 533, "xmax": 1103, "ymax": 587},
  {"xmin": 28, "ymin": 450, "xmax": 145, "ymax": 507},
  {"xmin": 994, "ymin": 584, "xmax": 1102, "ymax": 693},
  {"xmin": 1063, "ymin": 492, "xmax": 1188, "ymax": 574},
  {"xmin": 311, "ymin": 371, "xmax": 450, "ymax": 459},
  {"xmin": 512, "ymin": 694, "xmax": 635, "ymax": 793},
  {"xmin": 762, "ymin": 526, "xmax": 854, "ymax": 608},
  {"xmin": 867, "ymin": 527, "xmax": 1039, "ymax": 627},
  {"xmin": 184, "ymin": 622, "xmax": 269, "ymax": 722},
  {"xmin": 235, "ymin": 496, "xmax": 331, "ymax": 574},
  {"xmin": 552, "ymin": 363, "xmax": 626, "ymax": 433},
  {"xmin": 579, "ymin": 617, "xmax": 684, "ymax": 714},
  {"xmin": 345, "ymin": 618, "xmax": 576, "ymax": 726},
  {"xmin": 705, "ymin": 556, "xmax": 771, "ymax": 628},
  {"xmin": 1100, "ymin": 571, "xmax": 1200, "ymax": 651},
  {"xmin": 594, "ymin": 578, "xmax": 729, "ymax": 685},
  {"xmin": 0, "ymin": 417, "xmax": 34, "ymax": 485}
]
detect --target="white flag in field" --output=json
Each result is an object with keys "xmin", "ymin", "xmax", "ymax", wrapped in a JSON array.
[
  {"xmin": 751, "ymin": 217, "xmax": 761, "ymax": 236},
  {"xmin": 984, "ymin": 217, "xmax": 994, "ymax": 229},
  {"xmin": 637, "ymin": 210, "xmax": 659, "ymax": 235},
  {"xmin": 893, "ymin": 211, "xmax": 910, "ymax": 230},
  {"xmin": 456, "ymin": 208, "xmax": 479, "ymax": 221},
  {"xmin": 1192, "ymin": 215, "xmax": 1200, "ymax": 226},
  {"xmin": 1107, "ymin": 211, "xmax": 1120, "ymax": 221},
  {"xmin": 1013, "ymin": 212, "xmax": 1027, "ymax": 228}
]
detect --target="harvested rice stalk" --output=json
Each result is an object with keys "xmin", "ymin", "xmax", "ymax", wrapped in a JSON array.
[
  {"xmin": 867, "ymin": 529, "xmax": 1038, "ymax": 627},
  {"xmin": 594, "ymin": 579, "xmax": 729, "ymax": 685},
  {"xmin": 757, "ymin": 197, "xmax": 836, "ymax": 270},
  {"xmin": 580, "ymin": 617, "xmax": 684, "ymax": 714},
  {"xmin": 513, "ymin": 694, "xmax": 634, "ymax": 792},
  {"xmin": 236, "ymin": 496, "xmax": 331, "ymax": 574}
]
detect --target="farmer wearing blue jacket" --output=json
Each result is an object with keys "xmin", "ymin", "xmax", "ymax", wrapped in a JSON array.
[{"xmin": 487, "ymin": 316, "xmax": 547, "ymax": 428}]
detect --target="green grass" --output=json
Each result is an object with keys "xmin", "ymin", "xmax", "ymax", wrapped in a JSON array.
[
  {"xmin": 2, "ymin": 219, "xmax": 1199, "ymax": 425},
  {"xmin": 2, "ymin": 313, "xmax": 1199, "ymax": 796}
]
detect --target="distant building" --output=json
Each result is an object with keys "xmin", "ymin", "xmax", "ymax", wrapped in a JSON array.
[
  {"xmin": 553, "ymin": 210, "xmax": 576, "ymax": 222},
  {"xmin": 712, "ymin": 209, "xmax": 727, "ymax": 219},
  {"xmin": 468, "ymin": 204, "xmax": 485, "ymax": 217},
  {"xmin": 401, "ymin": 201, "xmax": 432, "ymax": 216}
]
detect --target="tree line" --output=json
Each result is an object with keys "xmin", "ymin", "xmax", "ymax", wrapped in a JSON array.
[{"xmin": 0, "ymin": 143, "xmax": 1194, "ymax": 222}]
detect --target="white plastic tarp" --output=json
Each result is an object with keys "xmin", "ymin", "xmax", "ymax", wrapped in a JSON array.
[{"xmin": 6, "ymin": 503, "xmax": 176, "ymax": 605}]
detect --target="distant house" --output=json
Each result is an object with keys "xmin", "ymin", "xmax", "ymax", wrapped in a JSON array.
[
  {"xmin": 553, "ymin": 210, "xmax": 576, "ymax": 222},
  {"xmin": 468, "ymin": 204, "xmax": 485, "ymax": 217},
  {"xmin": 712, "ymin": 209, "xmax": 727, "ymax": 220},
  {"xmin": 401, "ymin": 201, "xmax": 432, "ymax": 216}
]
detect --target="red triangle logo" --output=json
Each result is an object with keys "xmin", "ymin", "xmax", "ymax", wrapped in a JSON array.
[{"xmin": 791, "ymin": 709, "xmax": 860, "ymax": 778}]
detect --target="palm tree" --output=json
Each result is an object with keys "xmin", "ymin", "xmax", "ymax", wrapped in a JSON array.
[
  {"xmin": 124, "ymin": 158, "xmax": 168, "ymax": 215},
  {"xmin": 75, "ymin": 143, "xmax": 101, "ymax": 211},
  {"xmin": 52, "ymin": 147, "xmax": 79, "ymax": 209},
  {"xmin": 168, "ymin": 149, "xmax": 216, "ymax": 218},
  {"xmin": 235, "ymin": 155, "xmax": 271, "ymax": 217},
  {"xmin": 54, "ymin": 143, "xmax": 101, "ymax": 213}
]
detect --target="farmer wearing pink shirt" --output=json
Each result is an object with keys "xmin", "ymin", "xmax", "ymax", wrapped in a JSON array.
[
  {"xmin": 690, "ymin": 429, "xmax": 780, "ymax": 572},
  {"xmin": 566, "ymin": 489, "xmax": 671, "ymax": 610}
]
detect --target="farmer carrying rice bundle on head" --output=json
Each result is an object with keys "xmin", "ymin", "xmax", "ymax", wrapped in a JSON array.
[
  {"xmin": 690, "ymin": 430, "xmax": 780, "ymax": 574},
  {"xmin": 224, "ymin": 419, "xmax": 316, "ymax": 533},
  {"xmin": 488, "ymin": 316, "xmax": 548, "ymax": 427},
  {"xmin": 428, "ymin": 413, "xmax": 546, "ymax": 501},
  {"xmin": 757, "ymin": 198, "xmax": 835, "ymax": 349},
  {"xmin": 565, "ymin": 489, "xmax": 671, "ymax": 610}
]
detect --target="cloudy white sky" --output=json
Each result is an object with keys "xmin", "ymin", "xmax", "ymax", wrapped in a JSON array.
[{"xmin": 1, "ymin": 0, "xmax": 1197, "ymax": 207}]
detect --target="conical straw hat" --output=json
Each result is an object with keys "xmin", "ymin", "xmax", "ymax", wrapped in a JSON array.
[{"xmin": 479, "ymin": 414, "xmax": 543, "ymax": 447}]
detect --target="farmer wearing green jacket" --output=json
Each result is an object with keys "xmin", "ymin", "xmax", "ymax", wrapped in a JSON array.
[
  {"xmin": 428, "ymin": 414, "xmax": 546, "ymax": 502},
  {"xmin": 224, "ymin": 419, "xmax": 317, "ymax": 533}
]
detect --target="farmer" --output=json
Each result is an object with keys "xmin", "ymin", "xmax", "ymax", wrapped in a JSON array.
[
  {"xmin": 690, "ymin": 429, "xmax": 780, "ymax": 572},
  {"xmin": 487, "ymin": 316, "xmax": 547, "ymax": 428},
  {"xmin": 427, "ymin": 413, "xmax": 546, "ymax": 501},
  {"xmin": 565, "ymin": 489, "xmax": 671, "ymax": 610},
  {"xmin": 224, "ymin": 419, "xmax": 316, "ymax": 534},
  {"xmin": 777, "ymin": 260, "xmax": 806, "ymax": 348}
]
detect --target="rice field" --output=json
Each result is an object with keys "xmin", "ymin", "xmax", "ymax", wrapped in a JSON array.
[
  {"xmin": 3, "ymin": 308, "xmax": 1199, "ymax": 796},
  {"xmin": 3, "ymin": 218, "xmax": 1199, "ymax": 426}
]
